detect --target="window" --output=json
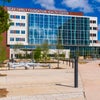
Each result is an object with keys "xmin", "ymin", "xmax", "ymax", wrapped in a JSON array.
[
  {"xmin": 16, "ymin": 15, "xmax": 20, "ymax": 19},
  {"xmin": 90, "ymin": 27, "xmax": 92, "ymax": 30},
  {"xmin": 10, "ymin": 22, "xmax": 14, "ymax": 26},
  {"xmin": 16, "ymin": 38, "xmax": 19, "ymax": 41},
  {"xmin": 16, "ymin": 23, "xmax": 20, "ymax": 26},
  {"xmin": 21, "ymin": 23, "xmax": 25, "ymax": 26},
  {"xmin": 93, "ymin": 20, "xmax": 96, "ymax": 24},
  {"xmin": 16, "ymin": 38, "xmax": 25, "ymax": 41},
  {"xmin": 10, "ymin": 38, "xmax": 14, "ymax": 41},
  {"xmin": 21, "ymin": 16, "xmax": 25, "ymax": 19},
  {"xmin": 10, "ymin": 15, "xmax": 20, "ymax": 19},
  {"xmin": 16, "ymin": 30, "xmax": 20, "ymax": 34},
  {"xmin": 10, "ymin": 30, "xmax": 14, "ymax": 33},
  {"xmin": 10, "ymin": 30, "xmax": 20, "ymax": 34},
  {"xmin": 93, "ymin": 34, "xmax": 96, "ymax": 37},
  {"xmin": 90, "ymin": 20, "xmax": 92, "ymax": 23},
  {"xmin": 16, "ymin": 23, "xmax": 25, "ymax": 26},
  {"xmin": 90, "ymin": 20, "xmax": 96, "ymax": 24},
  {"xmin": 93, "ymin": 40, "xmax": 97, "ymax": 43},
  {"xmin": 21, "ymin": 30, "xmax": 25, "ymax": 34},
  {"xmin": 10, "ymin": 15, "xmax": 13, "ymax": 18},
  {"xmin": 93, "ymin": 27, "xmax": 97, "ymax": 30}
]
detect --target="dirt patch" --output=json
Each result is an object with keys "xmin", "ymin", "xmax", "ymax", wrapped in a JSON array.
[
  {"xmin": 0, "ymin": 73, "xmax": 7, "ymax": 77},
  {"xmin": 0, "ymin": 88, "xmax": 8, "ymax": 97},
  {"xmin": 53, "ymin": 67, "xmax": 65, "ymax": 69}
]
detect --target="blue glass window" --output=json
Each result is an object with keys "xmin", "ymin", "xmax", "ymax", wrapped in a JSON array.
[
  {"xmin": 16, "ymin": 38, "xmax": 25, "ymax": 41},
  {"xmin": 10, "ymin": 15, "xmax": 13, "ymax": 18},
  {"xmin": 10, "ymin": 38, "xmax": 14, "ymax": 41},
  {"xmin": 21, "ymin": 30, "xmax": 25, "ymax": 34},
  {"xmin": 28, "ymin": 14, "xmax": 90, "ymax": 46},
  {"xmin": 16, "ymin": 23, "xmax": 20, "ymax": 26},
  {"xmin": 10, "ymin": 30, "xmax": 14, "ymax": 33},
  {"xmin": 16, "ymin": 23, "xmax": 25, "ymax": 26},
  {"xmin": 10, "ymin": 15, "xmax": 20, "ymax": 19},
  {"xmin": 21, "ymin": 16, "xmax": 25, "ymax": 19},
  {"xmin": 16, "ymin": 15, "xmax": 20, "ymax": 19},
  {"xmin": 16, "ymin": 30, "xmax": 20, "ymax": 34}
]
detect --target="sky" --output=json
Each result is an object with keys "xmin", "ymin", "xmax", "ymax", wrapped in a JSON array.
[{"xmin": 0, "ymin": 0, "xmax": 100, "ymax": 40}]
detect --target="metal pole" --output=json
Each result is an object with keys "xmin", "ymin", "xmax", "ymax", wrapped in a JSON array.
[
  {"xmin": 74, "ymin": 56, "xmax": 78, "ymax": 88},
  {"xmin": 72, "ymin": 59, "xmax": 74, "ymax": 68},
  {"xmin": 69, "ymin": 59, "xmax": 70, "ymax": 66},
  {"xmin": 66, "ymin": 59, "xmax": 68, "ymax": 65}
]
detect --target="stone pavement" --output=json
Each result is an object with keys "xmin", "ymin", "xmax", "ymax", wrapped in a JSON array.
[
  {"xmin": 0, "ymin": 93, "xmax": 84, "ymax": 100},
  {"xmin": 0, "ymin": 62, "xmax": 85, "ymax": 100},
  {"xmin": 79, "ymin": 60, "xmax": 100, "ymax": 100}
]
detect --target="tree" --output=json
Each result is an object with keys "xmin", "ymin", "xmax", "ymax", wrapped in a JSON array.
[
  {"xmin": 0, "ymin": 44, "xmax": 7, "ymax": 64},
  {"xmin": 56, "ymin": 38, "xmax": 63, "ymax": 68},
  {"xmin": 13, "ymin": 43, "xmax": 23, "ymax": 59},
  {"xmin": 33, "ymin": 46, "xmax": 41, "ymax": 62},
  {"xmin": 0, "ymin": 6, "xmax": 10, "ymax": 34},
  {"xmin": 41, "ymin": 40, "xmax": 49, "ymax": 62},
  {"xmin": 0, "ymin": 5, "xmax": 11, "ymax": 65}
]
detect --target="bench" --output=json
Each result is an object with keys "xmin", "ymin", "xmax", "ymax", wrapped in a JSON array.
[{"xmin": 7, "ymin": 62, "xmax": 51, "ymax": 70}]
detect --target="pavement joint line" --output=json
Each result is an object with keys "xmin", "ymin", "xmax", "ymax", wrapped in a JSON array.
[{"xmin": 0, "ymin": 92, "xmax": 84, "ymax": 100}]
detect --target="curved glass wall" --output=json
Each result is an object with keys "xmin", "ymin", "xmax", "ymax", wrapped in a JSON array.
[{"xmin": 28, "ymin": 14, "xmax": 90, "ymax": 47}]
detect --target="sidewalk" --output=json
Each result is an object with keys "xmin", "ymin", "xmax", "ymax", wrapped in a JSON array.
[{"xmin": 79, "ymin": 60, "xmax": 100, "ymax": 100}]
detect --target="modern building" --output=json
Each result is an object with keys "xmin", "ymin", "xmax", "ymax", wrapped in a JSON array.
[{"xmin": 3, "ymin": 7, "xmax": 100, "ymax": 59}]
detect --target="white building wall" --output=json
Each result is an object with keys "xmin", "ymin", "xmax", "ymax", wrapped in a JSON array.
[
  {"xmin": 89, "ymin": 17, "xmax": 98, "ymax": 46},
  {"xmin": 7, "ymin": 11, "xmax": 28, "ymax": 45}
]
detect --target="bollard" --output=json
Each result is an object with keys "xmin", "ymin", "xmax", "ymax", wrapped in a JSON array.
[{"xmin": 74, "ymin": 57, "xmax": 78, "ymax": 88}]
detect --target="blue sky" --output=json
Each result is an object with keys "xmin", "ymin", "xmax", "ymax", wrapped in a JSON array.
[{"xmin": 0, "ymin": 0, "xmax": 100, "ymax": 40}]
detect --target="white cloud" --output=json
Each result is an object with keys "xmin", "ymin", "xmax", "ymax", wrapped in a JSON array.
[
  {"xmin": 96, "ymin": 0, "xmax": 100, "ymax": 2},
  {"xmin": 33, "ymin": 0, "xmax": 56, "ymax": 10},
  {"xmin": 62, "ymin": 0, "xmax": 93, "ymax": 13},
  {"xmin": 33, "ymin": 0, "xmax": 66, "ymax": 11}
]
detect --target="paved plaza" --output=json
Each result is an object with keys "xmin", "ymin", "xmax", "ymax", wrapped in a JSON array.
[{"xmin": 0, "ymin": 60, "xmax": 100, "ymax": 100}]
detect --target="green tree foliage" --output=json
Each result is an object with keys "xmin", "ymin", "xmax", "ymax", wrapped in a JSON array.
[
  {"xmin": 56, "ymin": 37, "xmax": 63, "ymax": 68},
  {"xmin": 0, "ymin": 3, "xmax": 11, "ymax": 65},
  {"xmin": 0, "ymin": 43, "xmax": 7, "ymax": 64},
  {"xmin": 41, "ymin": 40, "xmax": 49, "ymax": 62},
  {"xmin": 13, "ymin": 43, "xmax": 23, "ymax": 51},
  {"xmin": 33, "ymin": 46, "xmax": 41, "ymax": 62},
  {"xmin": 0, "ymin": 35, "xmax": 7, "ymax": 64},
  {"xmin": 13, "ymin": 43, "xmax": 23, "ymax": 59},
  {"xmin": 0, "ymin": 6, "xmax": 10, "ymax": 34}
]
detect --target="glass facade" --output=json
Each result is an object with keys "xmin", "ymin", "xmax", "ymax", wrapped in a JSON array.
[{"xmin": 28, "ymin": 14, "xmax": 90, "ymax": 47}]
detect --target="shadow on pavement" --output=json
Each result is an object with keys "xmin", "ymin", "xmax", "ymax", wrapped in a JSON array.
[{"xmin": 55, "ymin": 83, "xmax": 74, "ymax": 88}]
